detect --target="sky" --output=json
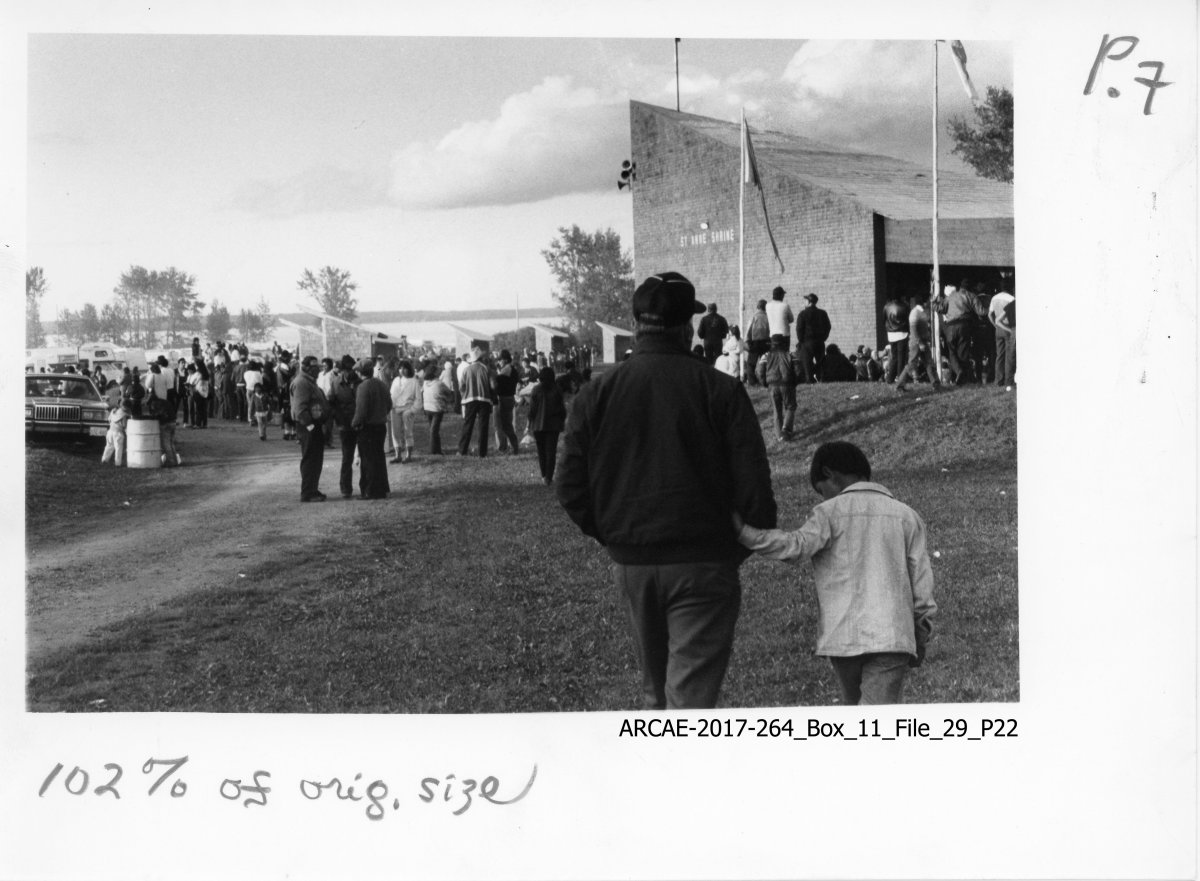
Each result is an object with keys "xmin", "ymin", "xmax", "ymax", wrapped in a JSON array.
[{"xmin": 24, "ymin": 33, "xmax": 1010, "ymax": 320}]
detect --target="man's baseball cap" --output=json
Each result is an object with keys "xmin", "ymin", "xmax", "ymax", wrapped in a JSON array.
[
  {"xmin": 804, "ymin": 293, "xmax": 819, "ymax": 303},
  {"xmin": 632, "ymin": 272, "xmax": 705, "ymax": 326},
  {"xmin": 772, "ymin": 285, "xmax": 787, "ymax": 298}
]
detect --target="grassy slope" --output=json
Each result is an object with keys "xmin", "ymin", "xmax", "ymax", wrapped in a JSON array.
[{"xmin": 27, "ymin": 381, "xmax": 1016, "ymax": 712}]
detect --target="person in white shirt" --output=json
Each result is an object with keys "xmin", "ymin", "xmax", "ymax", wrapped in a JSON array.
[
  {"xmin": 987, "ymin": 288, "xmax": 1016, "ymax": 389},
  {"xmin": 389, "ymin": 361, "xmax": 420, "ymax": 463},
  {"xmin": 317, "ymin": 357, "xmax": 336, "ymax": 447},
  {"xmin": 242, "ymin": 361, "xmax": 264, "ymax": 423},
  {"xmin": 765, "ymin": 285, "xmax": 794, "ymax": 339}
]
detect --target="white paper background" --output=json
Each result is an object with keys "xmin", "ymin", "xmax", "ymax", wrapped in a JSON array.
[{"xmin": 1, "ymin": 1, "xmax": 1195, "ymax": 879}]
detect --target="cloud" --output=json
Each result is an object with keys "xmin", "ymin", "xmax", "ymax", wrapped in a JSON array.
[
  {"xmin": 389, "ymin": 76, "xmax": 629, "ymax": 210},
  {"xmin": 227, "ymin": 164, "xmax": 392, "ymax": 217},
  {"xmin": 680, "ymin": 40, "xmax": 1008, "ymax": 167}
]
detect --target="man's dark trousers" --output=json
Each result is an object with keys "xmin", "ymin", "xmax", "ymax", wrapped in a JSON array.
[
  {"xmin": 886, "ymin": 338, "xmax": 909, "ymax": 383},
  {"xmin": 796, "ymin": 342, "xmax": 824, "ymax": 383},
  {"xmin": 943, "ymin": 320, "xmax": 976, "ymax": 384},
  {"xmin": 297, "ymin": 424, "xmax": 325, "ymax": 499},
  {"xmin": 457, "ymin": 401, "xmax": 493, "ymax": 457},
  {"xmin": 338, "ymin": 427, "xmax": 358, "ymax": 497},
  {"xmin": 616, "ymin": 561, "xmax": 742, "ymax": 709}
]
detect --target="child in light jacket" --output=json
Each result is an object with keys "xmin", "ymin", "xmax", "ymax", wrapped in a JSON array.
[
  {"xmin": 100, "ymin": 402, "xmax": 130, "ymax": 466},
  {"xmin": 734, "ymin": 441, "xmax": 936, "ymax": 706}
]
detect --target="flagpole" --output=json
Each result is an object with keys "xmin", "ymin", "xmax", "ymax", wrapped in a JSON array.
[
  {"xmin": 674, "ymin": 39, "xmax": 681, "ymax": 112},
  {"xmin": 739, "ymin": 110, "xmax": 747, "ymax": 382},
  {"xmin": 931, "ymin": 39, "xmax": 944, "ymax": 381}
]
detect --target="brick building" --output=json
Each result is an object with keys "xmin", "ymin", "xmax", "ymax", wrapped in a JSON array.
[{"xmin": 628, "ymin": 101, "xmax": 1014, "ymax": 351}]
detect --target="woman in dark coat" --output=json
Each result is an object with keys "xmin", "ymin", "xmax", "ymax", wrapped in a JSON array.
[
  {"xmin": 351, "ymin": 359, "xmax": 391, "ymax": 500},
  {"xmin": 527, "ymin": 366, "xmax": 567, "ymax": 485}
]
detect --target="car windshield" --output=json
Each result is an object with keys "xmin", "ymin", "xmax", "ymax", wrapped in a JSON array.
[{"xmin": 26, "ymin": 376, "xmax": 102, "ymax": 402}]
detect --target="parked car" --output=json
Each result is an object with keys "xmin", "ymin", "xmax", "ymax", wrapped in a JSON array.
[{"xmin": 25, "ymin": 373, "xmax": 110, "ymax": 441}]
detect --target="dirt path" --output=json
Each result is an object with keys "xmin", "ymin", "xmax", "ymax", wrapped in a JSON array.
[{"xmin": 25, "ymin": 437, "xmax": 330, "ymax": 661}]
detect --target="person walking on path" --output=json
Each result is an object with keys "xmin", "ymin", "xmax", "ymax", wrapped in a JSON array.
[
  {"xmin": 755, "ymin": 334, "xmax": 798, "ymax": 442},
  {"xmin": 895, "ymin": 295, "xmax": 942, "ymax": 393},
  {"xmin": 557, "ymin": 271, "xmax": 777, "ymax": 710},
  {"xmin": 290, "ymin": 355, "xmax": 330, "ymax": 502}
]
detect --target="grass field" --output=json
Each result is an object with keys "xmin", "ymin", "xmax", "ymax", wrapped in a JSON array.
[{"xmin": 26, "ymin": 380, "xmax": 1017, "ymax": 712}]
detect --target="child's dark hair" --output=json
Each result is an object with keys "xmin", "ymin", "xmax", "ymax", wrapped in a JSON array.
[{"xmin": 810, "ymin": 441, "xmax": 871, "ymax": 489}]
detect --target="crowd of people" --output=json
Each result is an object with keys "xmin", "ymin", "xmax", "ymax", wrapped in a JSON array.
[
  {"xmin": 706, "ymin": 279, "xmax": 1016, "ymax": 397},
  {"xmin": 285, "ymin": 345, "xmax": 585, "ymax": 501}
]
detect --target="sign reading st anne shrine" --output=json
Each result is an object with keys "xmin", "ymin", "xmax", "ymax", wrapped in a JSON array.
[{"xmin": 679, "ymin": 227, "xmax": 736, "ymax": 248}]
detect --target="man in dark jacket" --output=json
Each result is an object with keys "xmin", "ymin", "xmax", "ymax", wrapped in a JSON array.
[
  {"xmin": 290, "ymin": 355, "xmax": 330, "ymax": 502},
  {"xmin": 935, "ymin": 279, "xmax": 986, "ymax": 384},
  {"xmin": 557, "ymin": 271, "xmax": 777, "ymax": 710},
  {"xmin": 882, "ymin": 296, "xmax": 910, "ymax": 383},
  {"xmin": 795, "ymin": 293, "xmax": 831, "ymax": 383},
  {"xmin": 697, "ymin": 302, "xmax": 730, "ymax": 365},
  {"xmin": 231, "ymin": 351, "xmax": 249, "ymax": 422}
]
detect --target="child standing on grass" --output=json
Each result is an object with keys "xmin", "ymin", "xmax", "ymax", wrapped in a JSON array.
[
  {"xmin": 734, "ymin": 441, "xmax": 937, "ymax": 705},
  {"xmin": 251, "ymin": 382, "xmax": 272, "ymax": 441},
  {"xmin": 100, "ymin": 400, "xmax": 130, "ymax": 467}
]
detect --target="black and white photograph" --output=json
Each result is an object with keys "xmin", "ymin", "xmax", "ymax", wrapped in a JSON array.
[{"xmin": 2, "ymin": 1, "xmax": 1195, "ymax": 879}]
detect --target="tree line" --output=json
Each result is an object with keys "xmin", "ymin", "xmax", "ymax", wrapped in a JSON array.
[{"xmin": 24, "ymin": 264, "xmax": 366, "ymax": 349}]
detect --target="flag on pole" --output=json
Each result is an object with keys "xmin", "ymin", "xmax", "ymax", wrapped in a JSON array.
[
  {"xmin": 949, "ymin": 40, "xmax": 981, "ymax": 106},
  {"xmin": 742, "ymin": 119, "xmax": 785, "ymax": 273}
]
